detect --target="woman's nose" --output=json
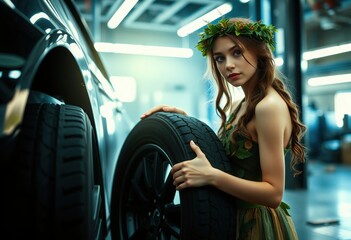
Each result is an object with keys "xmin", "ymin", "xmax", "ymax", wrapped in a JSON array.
[{"xmin": 226, "ymin": 57, "xmax": 236, "ymax": 70}]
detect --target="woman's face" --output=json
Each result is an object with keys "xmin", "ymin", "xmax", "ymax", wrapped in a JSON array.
[{"xmin": 212, "ymin": 36, "xmax": 258, "ymax": 88}]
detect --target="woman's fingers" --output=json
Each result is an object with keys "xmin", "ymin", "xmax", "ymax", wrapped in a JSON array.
[
  {"xmin": 173, "ymin": 171, "xmax": 188, "ymax": 190},
  {"xmin": 140, "ymin": 105, "xmax": 187, "ymax": 119},
  {"xmin": 171, "ymin": 162, "xmax": 187, "ymax": 188},
  {"xmin": 162, "ymin": 106, "xmax": 188, "ymax": 116},
  {"xmin": 140, "ymin": 105, "xmax": 164, "ymax": 119},
  {"xmin": 171, "ymin": 140, "xmax": 213, "ymax": 190},
  {"xmin": 172, "ymin": 166, "xmax": 183, "ymax": 179}
]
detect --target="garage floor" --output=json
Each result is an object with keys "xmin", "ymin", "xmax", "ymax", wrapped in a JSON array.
[{"xmin": 284, "ymin": 161, "xmax": 351, "ymax": 240}]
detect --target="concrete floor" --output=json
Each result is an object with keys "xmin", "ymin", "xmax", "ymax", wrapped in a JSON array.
[{"xmin": 284, "ymin": 161, "xmax": 351, "ymax": 240}]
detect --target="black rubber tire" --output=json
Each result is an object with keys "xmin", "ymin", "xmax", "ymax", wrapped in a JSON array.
[
  {"xmin": 111, "ymin": 112, "xmax": 236, "ymax": 240},
  {"xmin": 5, "ymin": 103, "xmax": 104, "ymax": 240}
]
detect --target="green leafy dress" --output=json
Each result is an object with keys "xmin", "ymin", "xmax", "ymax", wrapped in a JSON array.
[{"xmin": 220, "ymin": 100, "xmax": 298, "ymax": 240}]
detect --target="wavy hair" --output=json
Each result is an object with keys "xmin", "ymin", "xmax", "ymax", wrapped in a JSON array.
[{"xmin": 205, "ymin": 18, "xmax": 306, "ymax": 176}]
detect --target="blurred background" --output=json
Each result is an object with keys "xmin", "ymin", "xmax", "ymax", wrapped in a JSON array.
[
  {"xmin": 72, "ymin": 0, "xmax": 351, "ymax": 238},
  {"xmin": 73, "ymin": 0, "xmax": 351, "ymax": 170}
]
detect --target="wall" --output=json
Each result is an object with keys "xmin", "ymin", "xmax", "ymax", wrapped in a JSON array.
[{"xmin": 98, "ymin": 26, "xmax": 213, "ymax": 127}]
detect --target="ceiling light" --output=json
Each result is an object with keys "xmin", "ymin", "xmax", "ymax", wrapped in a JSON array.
[
  {"xmin": 308, "ymin": 73, "xmax": 351, "ymax": 86},
  {"xmin": 303, "ymin": 43, "xmax": 351, "ymax": 60},
  {"xmin": 94, "ymin": 42, "xmax": 193, "ymax": 58},
  {"xmin": 107, "ymin": 0, "xmax": 139, "ymax": 29},
  {"xmin": 177, "ymin": 3, "xmax": 233, "ymax": 37}
]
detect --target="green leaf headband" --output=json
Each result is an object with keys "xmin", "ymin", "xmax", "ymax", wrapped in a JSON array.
[{"xmin": 196, "ymin": 18, "xmax": 277, "ymax": 56}]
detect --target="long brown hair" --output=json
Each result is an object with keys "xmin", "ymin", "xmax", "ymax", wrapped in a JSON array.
[{"xmin": 206, "ymin": 18, "xmax": 306, "ymax": 175}]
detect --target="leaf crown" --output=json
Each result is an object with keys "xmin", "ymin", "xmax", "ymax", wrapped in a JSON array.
[{"xmin": 196, "ymin": 18, "xmax": 277, "ymax": 56}]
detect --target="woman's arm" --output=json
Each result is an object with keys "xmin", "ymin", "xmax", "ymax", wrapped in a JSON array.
[
  {"xmin": 172, "ymin": 142, "xmax": 283, "ymax": 208},
  {"xmin": 172, "ymin": 97, "xmax": 289, "ymax": 209},
  {"xmin": 210, "ymin": 98, "xmax": 286, "ymax": 208}
]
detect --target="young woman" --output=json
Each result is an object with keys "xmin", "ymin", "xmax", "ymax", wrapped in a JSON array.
[{"xmin": 141, "ymin": 17, "xmax": 306, "ymax": 239}]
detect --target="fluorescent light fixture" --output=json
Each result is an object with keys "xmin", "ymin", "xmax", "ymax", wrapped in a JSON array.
[
  {"xmin": 95, "ymin": 42, "xmax": 193, "ymax": 58},
  {"xmin": 177, "ymin": 3, "xmax": 233, "ymax": 37},
  {"xmin": 303, "ymin": 43, "xmax": 351, "ymax": 60},
  {"xmin": 308, "ymin": 73, "xmax": 351, "ymax": 86},
  {"xmin": 107, "ymin": 0, "xmax": 139, "ymax": 29}
]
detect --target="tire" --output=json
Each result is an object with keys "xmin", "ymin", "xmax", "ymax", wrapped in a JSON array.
[
  {"xmin": 111, "ymin": 112, "xmax": 236, "ymax": 240},
  {"xmin": 7, "ymin": 103, "xmax": 104, "ymax": 240}
]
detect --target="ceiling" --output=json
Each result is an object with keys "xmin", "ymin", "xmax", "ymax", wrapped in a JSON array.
[
  {"xmin": 73, "ymin": 0, "xmax": 228, "ymax": 32},
  {"xmin": 73, "ymin": 0, "xmax": 351, "ymax": 34}
]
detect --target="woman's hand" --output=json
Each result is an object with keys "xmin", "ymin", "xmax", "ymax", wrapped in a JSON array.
[
  {"xmin": 140, "ymin": 105, "xmax": 188, "ymax": 119},
  {"xmin": 171, "ymin": 140, "xmax": 216, "ymax": 190}
]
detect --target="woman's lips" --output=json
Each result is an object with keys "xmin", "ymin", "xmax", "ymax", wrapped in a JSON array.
[{"xmin": 228, "ymin": 73, "xmax": 240, "ymax": 80}]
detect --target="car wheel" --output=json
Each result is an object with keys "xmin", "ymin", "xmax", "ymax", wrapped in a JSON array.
[
  {"xmin": 111, "ymin": 112, "xmax": 236, "ymax": 240},
  {"xmin": 8, "ymin": 103, "xmax": 104, "ymax": 240}
]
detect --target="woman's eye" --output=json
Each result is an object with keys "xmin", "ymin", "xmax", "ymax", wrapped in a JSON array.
[
  {"xmin": 214, "ymin": 56, "xmax": 224, "ymax": 62},
  {"xmin": 233, "ymin": 49, "xmax": 242, "ymax": 57}
]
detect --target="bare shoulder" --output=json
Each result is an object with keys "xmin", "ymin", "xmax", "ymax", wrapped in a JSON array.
[
  {"xmin": 255, "ymin": 89, "xmax": 292, "ymax": 147},
  {"xmin": 255, "ymin": 90, "xmax": 289, "ymax": 119}
]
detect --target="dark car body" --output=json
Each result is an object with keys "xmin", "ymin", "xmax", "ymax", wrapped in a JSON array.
[
  {"xmin": 0, "ymin": 0, "xmax": 131, "ymax": 238},
  {"xmin": 0, "ymin": 1, "xmax": 237, "ymax": 239}
]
